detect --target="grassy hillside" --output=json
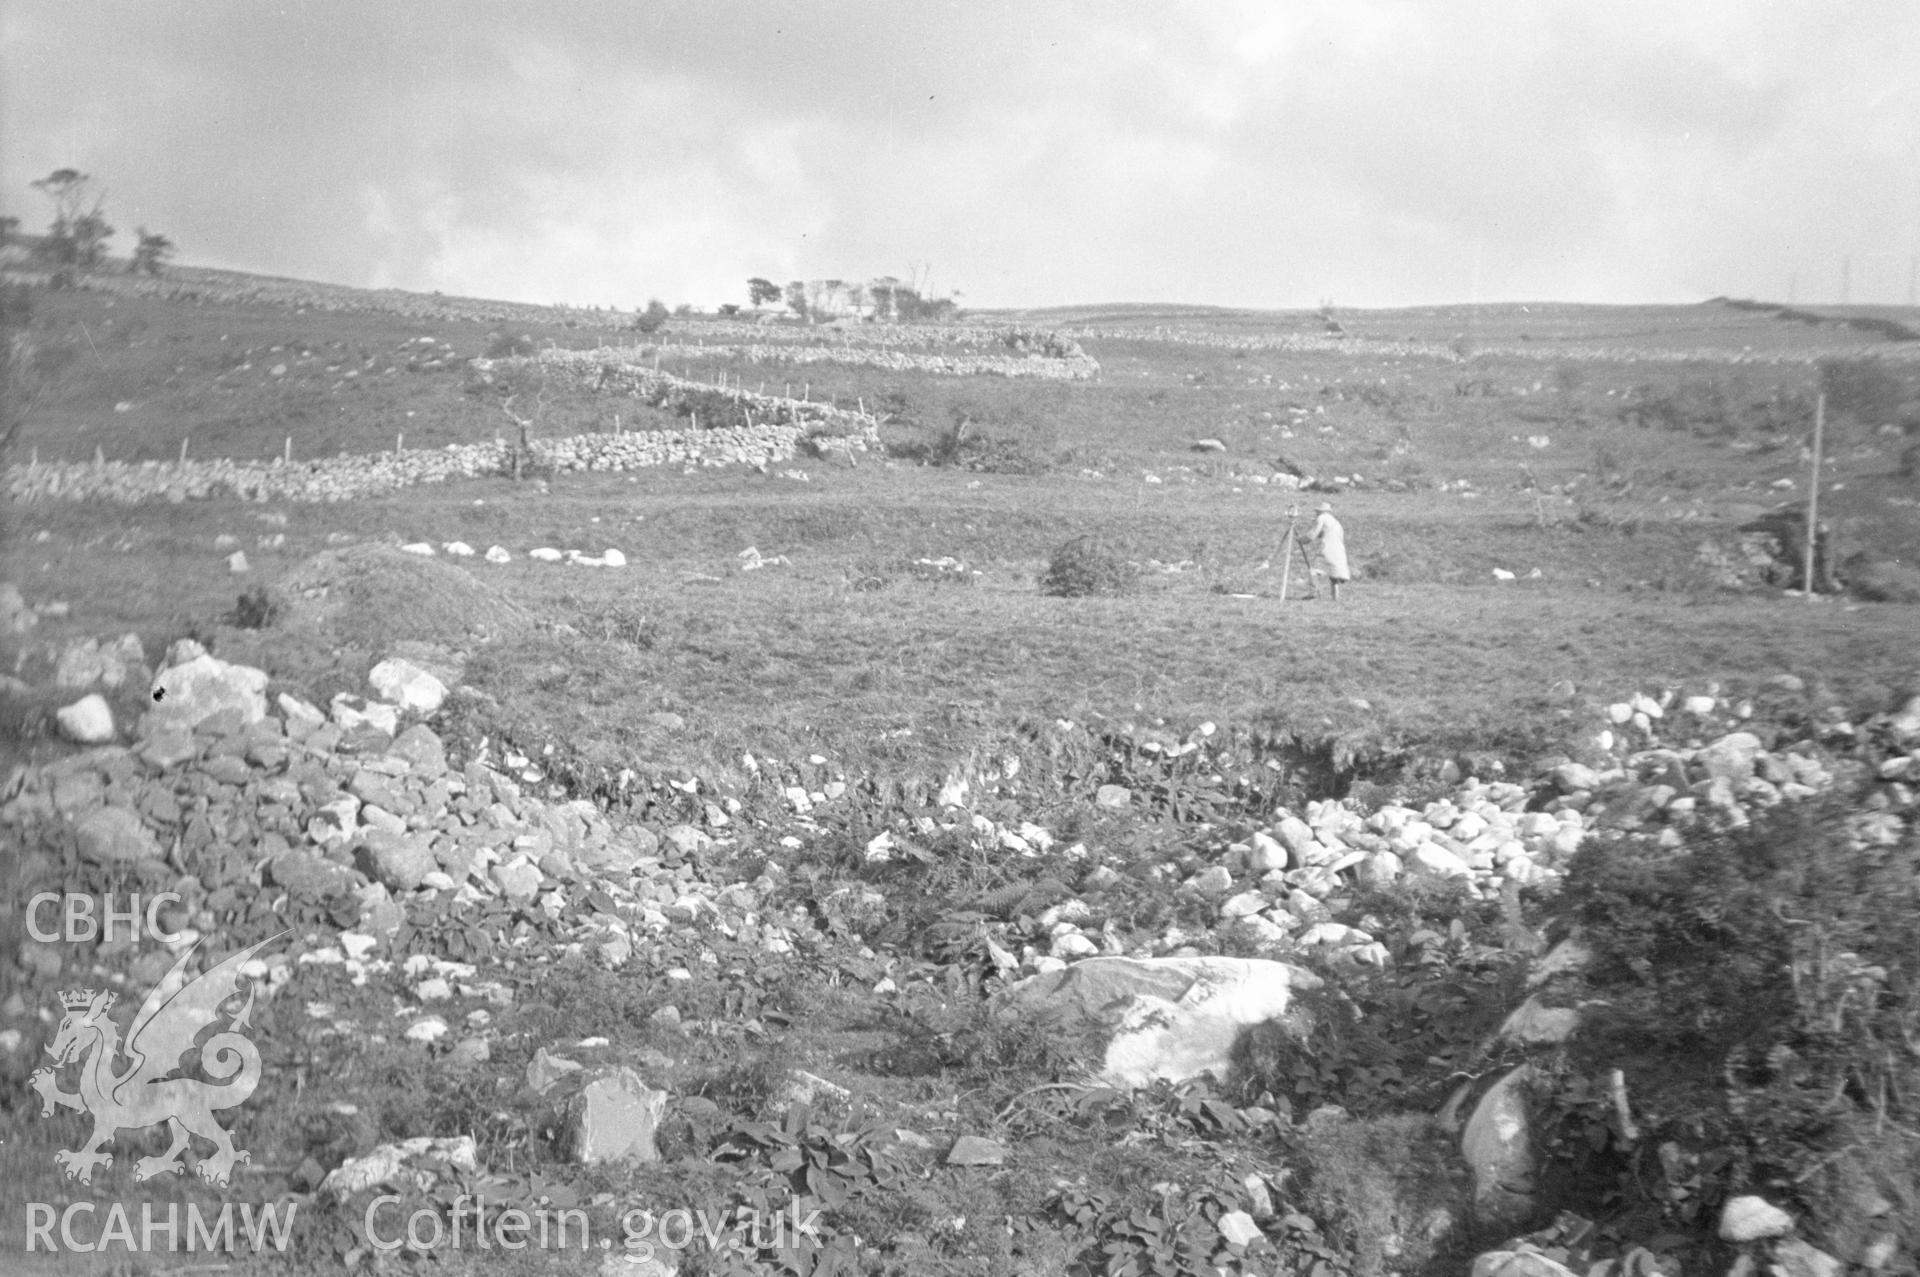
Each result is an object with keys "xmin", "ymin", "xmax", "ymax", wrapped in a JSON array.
[{"xmin": 5, "ymin": 274, "xmax": 1918, "ymax": 785}]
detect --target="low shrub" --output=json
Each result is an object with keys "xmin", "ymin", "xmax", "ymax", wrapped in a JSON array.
[
  {"xmin": 579, "ymin": 604, "xmax": 659, "ymax": 649},
  {"xmin": 1042, "ymin": 535, "xmax": 1134, "ymax": 598},
  {"xmin": 1541, "ymin": 798, "xmax": 1920, "ymax": 1240},
  {"xmin": 225, "ymin": 585, "xmax": 283, "ymax": 629},
  {"xmin": 1283, "ymin": 1110, "xmax": 1474, "ymax": 1277},
  {"xmin": 483, "ymin": 330, "xmax": 536, "ymax": 359},
  {"xmin": 1818, "ymin": 357, "xmax": 1908, "ymax": 424},
  {"xmin": 632, "ymin": 299, "xmax": 670, "ymax": 334}
]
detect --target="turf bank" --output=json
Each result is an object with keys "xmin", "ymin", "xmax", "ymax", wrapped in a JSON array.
[{"xmin": 24, "ymin": 1201, "xmax": 298, "ymax": 1255}]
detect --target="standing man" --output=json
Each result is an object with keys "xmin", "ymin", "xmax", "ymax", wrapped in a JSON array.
[{"xmin": 1307, "ymin": 501, "xmax": 1351, "ymax": 602}]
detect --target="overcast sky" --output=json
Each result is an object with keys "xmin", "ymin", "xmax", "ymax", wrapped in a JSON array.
[{"xmin": 4, "ymin": 1, "xmax": 1917, "ymax": 311}]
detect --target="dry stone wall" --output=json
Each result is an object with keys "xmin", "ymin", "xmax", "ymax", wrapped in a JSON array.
[{"xmin": 1067, "ymin": 323, "xmax": 1920, "ymax": 367}]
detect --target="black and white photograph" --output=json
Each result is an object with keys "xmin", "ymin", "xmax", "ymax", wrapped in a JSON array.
[{"xmin": 3, "ymin": 3, "xmax": 1918, "ymax": 1274}]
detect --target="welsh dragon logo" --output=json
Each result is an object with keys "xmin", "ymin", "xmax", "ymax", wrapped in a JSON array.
[{"xmin": 30, "ymin": 932, "xmax": 285, "ymax": 1188}]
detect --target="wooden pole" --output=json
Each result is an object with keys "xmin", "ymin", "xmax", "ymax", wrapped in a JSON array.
[
  {"xmin": 284, "ymin": 436, "xmax": 292, "ymax": 465},
  {"xmin": 1804, "ymin": 393, "xmax": 1824, "ymax": 598},
  {"xmin": 1278, "ymin": 523, "xmax": 1297, "ymax": 603},
  {"xmin": 179, "ymin": 437, "xmax": 189, "ymax": 466}
]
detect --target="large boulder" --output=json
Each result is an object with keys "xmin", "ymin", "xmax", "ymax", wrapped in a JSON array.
[
  {"xmin": 994, "ymin": 956, "xmax": 1321, "ymax": 1088},
  {"xmin": 148, "ymin": 654, "xmax": 269, "ymax": 732},
  {"xmin": 1461, "ymin": 1064, "xmax": 1537, "ymax": 1224}
]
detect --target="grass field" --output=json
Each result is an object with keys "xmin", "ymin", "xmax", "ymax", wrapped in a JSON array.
[
  {"xmin": 3, "ymin": 268, "xmax": 1919, "ymax": 1276},
  {"xmin": 5, "ymin": 274, "xmax": 1919, "ymax": 784}
]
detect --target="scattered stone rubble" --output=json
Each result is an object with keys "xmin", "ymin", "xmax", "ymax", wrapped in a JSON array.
[{"xmin": 7, "ymin": 637, "xmax": 1918, "ymax": 1271}]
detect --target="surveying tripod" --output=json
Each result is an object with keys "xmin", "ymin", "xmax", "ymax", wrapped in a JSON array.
[{"xmin": 1271, "ymin": 504, "xmax": 1320, "ymax": 601}]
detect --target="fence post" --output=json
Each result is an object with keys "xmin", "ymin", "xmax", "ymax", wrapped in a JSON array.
[{"xmin": 1803, "ymin": 393, "xmax": 1824, "ymax": 598}]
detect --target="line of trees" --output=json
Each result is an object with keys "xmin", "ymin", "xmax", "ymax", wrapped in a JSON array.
[{"xmin": 3, "ymin": 169, "xmax": 175, "ymax": 286}]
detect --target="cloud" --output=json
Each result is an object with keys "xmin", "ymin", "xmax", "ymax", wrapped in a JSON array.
[{"xmin": 3, "ymin": 0, "xmax": 1915, "ymax": 308}]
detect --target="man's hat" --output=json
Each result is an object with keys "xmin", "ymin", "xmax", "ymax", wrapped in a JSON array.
[{"xmin": 1315, "ymin": 502, "xmax": 1333, "ymax": 512}]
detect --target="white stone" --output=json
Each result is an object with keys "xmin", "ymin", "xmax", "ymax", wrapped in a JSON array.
[
  {"xmin": 368, "ymin": 658, "xmax": 447, "ymax": 714},
  {"xmin": 320, "ymin": 1136, "xmax": 476, "ymax": 1201},
  {"xmin": 331, "ymin": 695, "xmax": 400, "ymax": 736},
  {"xmin": 996, "ymin": 956, "xmax": 1321, "ymax": 1089},
  {"xmin": 1387, "ymin": 819, "xmax": 1437, "ymax": 854},
  {"xmin": 405, "ymin": 1015, "xmax": 449, "ymax": 1043},
  {"xmin": 1463, "ymin": 1064, "xmax": 1536, "ymax": 1222},
  {"xmin": 1185, "ymin": 865, "xmax": 1234, "ymax": 899},
  {"xmin": 227, "ymin": 551, "xmax": 250, "ymax": 573},
  {"xmin": 1719, "ymin": 1194, "xmax": 1794, "ymax": 1242},
  {"xmin": 400, "ymin": 542, "xmax": 436, "ymax": 556},
  {"xmin": 1235, "ymin": 914, "xmax": 1295, "ymax": 947},
  {"xmin": 1684, "ymin": 695, "xmax": 1717, "ymax": 715},
  {"xmin": 1471, "ymin": 1251, "xmax": 1580, "ymax": 1277},
  {"xmin": 1051, "ymin": 931, "xmax": 1100, "ymax": 958},
  {"xmin": 1498, "ymin": 996, "xmax": 1579, "ymax": 1045},
  {"xmin": 150, "ymin": 653, "xmax": 270, "ymax": 730},
  {"xmin": 277, "ymin": 692, "xmax": 325, "ymax": 725},
  {"xmin": 443, "ymin": 541, "xmax": 475, "ymax": 556},
  {"xmin": 603, "ymin": 548, "xmax": 627, "ymax": 567},
  {"xmin": 1409, "ymin": 843, "xmax": 1472, "ymax": 877},
  {"xmin": 1219, "ymin": 890, "xmax": 1268, "ymax": 920},
  {"xmin": 1771, "ymin": 1238, "xmax": 1841, "ymax": 1277},
  {"xmin": 485, "ymin": 545, "xmax": 512, "ymax": 563},
  {"xmin": 1248, "ymin": 831, "xmax": 1289, "ymax": 872},
  {"xmin": 56, "ymin": 694, "xmax": 115, "ymax": 744},
  {"xmin": 1217, "ymin": 1210, "xmax": 1263, "ymax": 1248},
  {"xmin": 530, "ymin": 547, "xmax": 564, "ymax": 562},
  {"xmin": 1607, "ymin": 702, "xmax": 1633, "ymax": 724},
  {"xmin": 1274, "ymin": 815, "xmax": 1319, "ymax": 861}
]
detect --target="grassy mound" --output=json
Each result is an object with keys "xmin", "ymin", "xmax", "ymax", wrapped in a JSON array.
[{"xmin": 277, "ymin": 543, "xmax": 535, "ymax": 649}]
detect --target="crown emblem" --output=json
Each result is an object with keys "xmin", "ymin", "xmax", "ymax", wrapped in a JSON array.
[{"xmin": 60, "ymin": 989, "xmax": 108, "ymax": 1011}]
